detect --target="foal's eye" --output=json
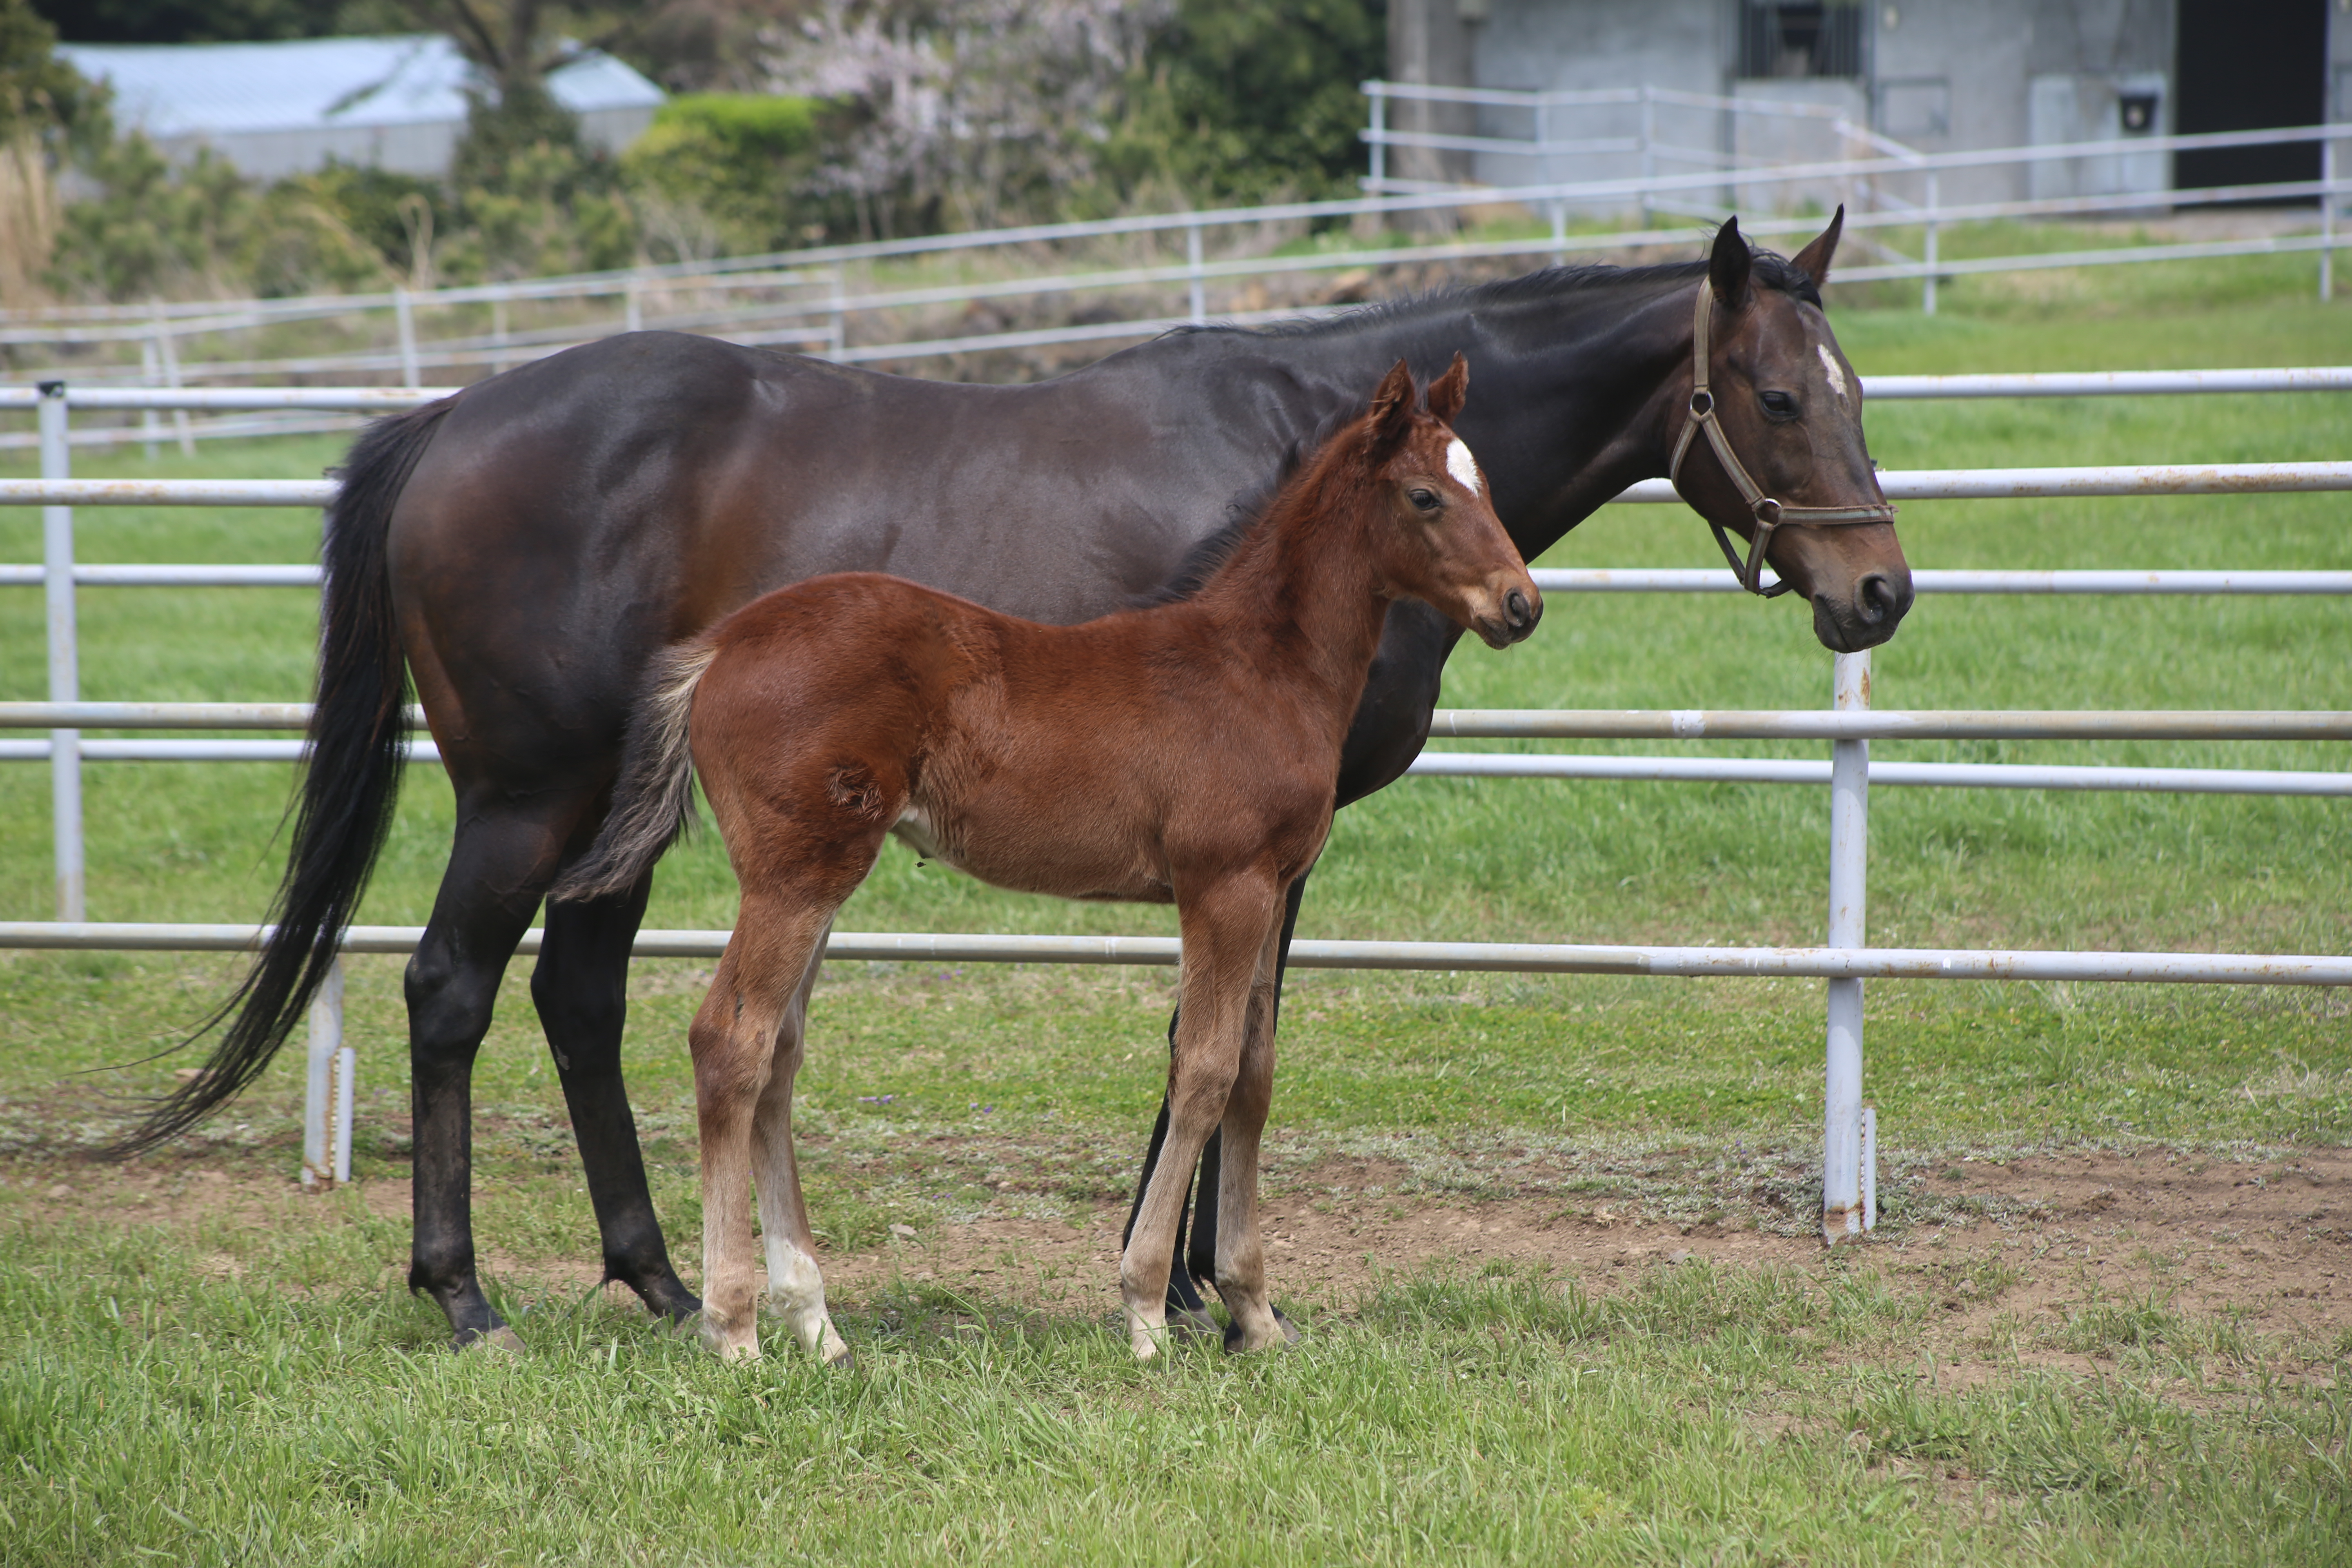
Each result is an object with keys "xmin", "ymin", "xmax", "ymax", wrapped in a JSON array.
[
  {"xmin": 1760, "ymin": 389, "xmax": 1800, "ymax": 419},
  {"xmin": 1408, "ymin": 487, "xmax": 1441, "ymax": 512}
]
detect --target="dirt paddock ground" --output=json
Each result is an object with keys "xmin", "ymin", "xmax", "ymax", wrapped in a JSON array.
[{"xmin": 24, "ymin": 1145, "xmax": 2350, "ymax": 1361}]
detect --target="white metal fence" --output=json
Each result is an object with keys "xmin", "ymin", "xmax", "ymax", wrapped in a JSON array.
[
  {"xmin": 3, "ymin": 90, "xmax": 2346, "ymax": 453},
  {"xmin": 3, "ymin": 376, "xmax": 2348, "ymax": 1238}
]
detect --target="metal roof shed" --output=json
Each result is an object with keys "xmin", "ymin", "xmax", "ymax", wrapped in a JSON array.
[{"xmin": 57, "ymin": 35, "xmax": 664, "ymax": 180}]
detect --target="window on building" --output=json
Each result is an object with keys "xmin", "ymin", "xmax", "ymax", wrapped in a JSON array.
[{"xmin": 1740, "ymin": 2, "xmax": 1865, "ymax": 80}]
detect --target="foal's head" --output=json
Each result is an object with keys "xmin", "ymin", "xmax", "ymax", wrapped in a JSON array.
[{"xmin": 1354, "ymin": 355, "xmax": 1541, "ymax": 650}]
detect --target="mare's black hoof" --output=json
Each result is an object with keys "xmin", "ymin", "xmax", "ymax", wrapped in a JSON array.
[
  {"xmin": 453, "ymin": 1324, "xmax": 526, "ymax": 1356},
  {"xmin": 1166, "ymin": 1304, "xmax": 1222, "ymax": 1339}
]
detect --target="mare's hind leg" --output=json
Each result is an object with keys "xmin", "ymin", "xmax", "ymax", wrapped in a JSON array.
[
  {"xmin": 1210, "ymin": 908, "xmax": 1298, "ymax": 1353},
  {"xmin": 1123, "ymin": 873, "xmax": 1284, "ymax": 1359},
  {"xmin": 749, "ymin": 921, "xmax": 851, "ymax": 1364},
  {"xmin": 406, "ymin": 800, "xmax": 572, "ymax": 1350},
  {"xmin": 689, "ymin": 892, "xmax": 854, "ymax": 1359},
  {"xmin": 530, "ymin": 882, "xmax": 699, "ymax": 1324}
]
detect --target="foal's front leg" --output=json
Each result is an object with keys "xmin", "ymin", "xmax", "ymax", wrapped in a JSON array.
[
  {"xmin": 1122, "ymin": 874, "xmax": 1283, "ymax": 1359},
  {"xmin": 1210, "ymin": 910, "xmax": 1297, "ymax": 1353},
  {"xmin": 749, "ymin": 920, "xmax": 852, "ymax": 1364}
]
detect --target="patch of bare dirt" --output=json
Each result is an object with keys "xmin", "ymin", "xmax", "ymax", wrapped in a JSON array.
[{"xmin": 11, "ymin": 1147, "xmax": 2348, "ymax": 1353}]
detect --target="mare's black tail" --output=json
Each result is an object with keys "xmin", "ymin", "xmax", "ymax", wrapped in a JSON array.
[{"xmin": 107, "ymin": 400, "xmax": 454, "ymax": 1156}]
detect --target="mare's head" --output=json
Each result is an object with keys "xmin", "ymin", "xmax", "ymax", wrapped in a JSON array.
[
  {"xmin": 1356, "ymin": 355, "xmax": 1541, "ymax": 650},
  {"xmin": 1676, "ymin": 211, "xmax": 1912, "ymax": 652}
]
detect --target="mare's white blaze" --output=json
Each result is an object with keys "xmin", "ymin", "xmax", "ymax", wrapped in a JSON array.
[
  {"xmin": 1446, "ymin": 437, "xmax": 1482, "ymax": 492},
  {"xmin": 1817, "ymin": 344, "xmax": 1849, "ymax": 402}
]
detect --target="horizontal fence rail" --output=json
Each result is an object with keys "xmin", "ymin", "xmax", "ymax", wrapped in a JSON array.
[
  {"xmin": 7, "ymin": 923, "xmax": 2348, "ymax": 988},
  {"xmin": 7, "ymin": 462, "xmax": 2352, "ymax": 513}
]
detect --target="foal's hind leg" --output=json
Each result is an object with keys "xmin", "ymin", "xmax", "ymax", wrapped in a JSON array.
[
  {"xmin": 689, "ymin": 892, "xmax": 850, "ymax": 1360},
  {"xmin": 1209, "ymin": 909, "xmax": 1297, "ymax": 1353},
  {"xmin": 748, "ymin": 921, "xmax": 851, "ymax": 1364},
  {"xmin": 530, "ymin": 882, "xmax": 699, "ymax": 1324}
]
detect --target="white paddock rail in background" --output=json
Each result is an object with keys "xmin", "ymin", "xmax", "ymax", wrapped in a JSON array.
[{"xmin": 3, "ymin": 380, "xmax": 2350, "ymax": 1243}]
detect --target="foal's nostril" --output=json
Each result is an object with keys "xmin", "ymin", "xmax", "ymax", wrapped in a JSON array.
[{"xmin": 1505, "ymin": 587, "xmax": 1533, "ymax": 628}]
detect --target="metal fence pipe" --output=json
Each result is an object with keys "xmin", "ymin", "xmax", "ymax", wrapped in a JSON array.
[
  {"xmin": 1525, "ymin": 568, "xmax": 2352, "ymax": 595},
  {"xmin": 38, "ymin": 383, "xmax": 80, "ymax": 922},
  {"xmin": 1862, "ymin": 368, "xmax": 2352, "ymax": 398},
  {"xmin": 1406, "ymin": 752, "xmax": 2352, "ymax": 796},
  {"xmin": 4, "ymin": 922, "xmax": 2350, "ymax": 986},
  {"xmin": 0, "ymin": 739, "xmax": 443, "ymax": 762},
  {"xmin": 1824, "ymin": 651, "xmax": 1870, "ymax": 1242},
  {"xmin": 0, "ymin": 479, "xmax": 337, "ymax": 507},
  {"xmin": 1428, "ymin": 710, "xmax": 2352, "ymax": 741},
  {"xmin": 0, "ymin": 565, "xmax": 325, "ymax": 587}
]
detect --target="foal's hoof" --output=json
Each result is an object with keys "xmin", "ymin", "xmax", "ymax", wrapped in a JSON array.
[
  {"xmin": 453, "ymin": 1324, "xmax": 527, "ymax": 1356},
  {"xmin": 1222, "ymin": 1307, "xmax": 1301, "ymax": 1354}
]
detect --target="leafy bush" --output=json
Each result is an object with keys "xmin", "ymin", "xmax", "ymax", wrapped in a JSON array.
[{"xmin": 621, "ymin": 92, "xmax": 831, "ymax": 255}]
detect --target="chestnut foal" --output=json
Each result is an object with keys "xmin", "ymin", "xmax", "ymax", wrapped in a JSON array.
[{"xmin": 555, "ymin": 356, "xmax": 1540, "ymax": 1362}]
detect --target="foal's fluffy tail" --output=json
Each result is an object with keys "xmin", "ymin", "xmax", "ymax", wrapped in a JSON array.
[{"xmin": 552, "ymin": 640, "xmax": 720, "ymax": 903}]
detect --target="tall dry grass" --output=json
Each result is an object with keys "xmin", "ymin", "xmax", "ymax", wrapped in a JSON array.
[{"xmin": 0, "ymin": 137, "xmax": 56, "ymax": 309}]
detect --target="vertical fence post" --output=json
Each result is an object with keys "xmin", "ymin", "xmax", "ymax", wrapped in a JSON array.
[
  {"xmin": 1638, "ymin": 85, "xmax": 1657, "ymax": 226},
  {"xmin": 828, "ymin": 269, "xmax": 848, "ymax": 360},
  {"xmin": 138, "ymin": 339, "xmax": 161, "ymax": 460},
  {"xmin": 1186, "ymin": 222, "xmax": 1206, "ymax": 326},
  {"xmin": 149, "ymin": 299, "xmax": 193, "ymax": 457},
  {"xmin": 2323, "ymin": 136, "xmax": 2336, "ymax": 304},
  {"xmin": 1922, "ymin": 172, "xmax": 1941, "ymax": 317},
  {"xmin": 1368, "ymin": 85, "xmax": 1387, "ymax": 191},
  {"xmin": 39, "ymin": 382, "xmax": 82, "ymax": 923},
  {"xmin": 490, "ymin": 291, "xmax": 511, "ymax": 375},
  {"xmin": 394, "ymin": 286, "xmax": 421, "ymax": 389},
  {"xmin": 625, "ymin": 273, "xmax": 644, "ymax": 334},
  {"xmin": 301, "ymin": 958, "xmax": 353, "ymax": 1188},
  {"xmin": 1822, "ymin": 648, "xmax": 1872, "ymax": 1243}
]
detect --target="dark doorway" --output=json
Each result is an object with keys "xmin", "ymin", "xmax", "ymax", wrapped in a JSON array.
[{"xmin": 2174, "ymin": 0, "xmax": 2326, "ymax": 193}]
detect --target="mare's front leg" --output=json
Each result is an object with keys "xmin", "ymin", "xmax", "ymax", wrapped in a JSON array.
[
  {"xmin": 405, "ymin": 799, "xmax": 572, "ymax": 1351},
  {"xmin": 1210, "ymin": 906, "xmax": 1298, "ymax": 1353},
  {"xmin": 688, "ymin": 892, "xmax": 847, "ymax": 1359},
  {"xmin": 749, "ymin": 920, "xmax": 852, "ymax": 1364},
  {"xmin": 1123, "ymin": 873, "xmax": 1284, "ymax": 1359},
  {"xmin": 530, "ymin": 882, "xmax": 699, "ymax": 1324}
]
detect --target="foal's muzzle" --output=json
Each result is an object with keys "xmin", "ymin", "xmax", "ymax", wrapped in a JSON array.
[{"xmin": 1475, "ymin": 582, "xmax": 1544, "ymax": 648}]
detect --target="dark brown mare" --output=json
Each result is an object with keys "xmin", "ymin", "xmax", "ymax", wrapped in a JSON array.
[
  {"xmin": 553, "ymin": 358, "xmax": 1537, "ymax": 1360},
  {"xmin": 127, "ymin": 214, "xmax": 1909, "ymax": 1352}
]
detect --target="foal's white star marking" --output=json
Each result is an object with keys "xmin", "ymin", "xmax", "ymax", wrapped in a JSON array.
[
  {"xmin": 1446, "ymin": 437, "xmax": 1482, "ymax": 492},
  {"xmin": 1817, "ymin": 344, "xmax": 1849, "ymax": 402}
]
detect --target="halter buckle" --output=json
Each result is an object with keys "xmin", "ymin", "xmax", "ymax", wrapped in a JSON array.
[
  {"xmin": 1753, "ymin": 497, "xmax": 1782, "ymax": 525},
  {"xmin": 1689, "ymin": 389, "xmax": 1714, "ymax": 417}
]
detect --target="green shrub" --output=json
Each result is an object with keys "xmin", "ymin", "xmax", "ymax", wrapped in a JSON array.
[{"xmin": 623, "ymin": 92, "xmax": 831, "ymax": 255}]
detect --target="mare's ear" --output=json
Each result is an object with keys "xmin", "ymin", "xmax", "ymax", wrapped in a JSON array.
[
  {"xmin": 1790, "ymin": 204, "xmax": 1844, "ymax": 287},
  {"xmin": 1368, "ymin": 358, "xmax": 1416, "ymax": 456},
  {"xmin": 1426, "ymin": 352, "xmax": 1469, "ymax": 426},
  {"xmin": 1709, "ymin": 216, "xmax": 1753, "ymax": 312}
]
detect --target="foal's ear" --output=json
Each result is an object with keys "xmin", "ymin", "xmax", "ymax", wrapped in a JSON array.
[
  {"xmin": 1426, "ymin": 352, "xmax": 1469, "ymax": 426},
  {"xmin": 1368, "ymin": 358, "xmax": 1416, "ymax": 455},
  {"xmin": 1790, "ymin": 203, "xmax": 1844, "ymax": 288},
  {"xmin": 1709, "ymin": 216, "xmax": 1754, "ymax": 312}
]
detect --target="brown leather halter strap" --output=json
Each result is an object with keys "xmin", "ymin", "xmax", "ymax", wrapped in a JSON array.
[{"xmin": 1668, "ymin": 276, "xmax": 1897, "ymax": 598}]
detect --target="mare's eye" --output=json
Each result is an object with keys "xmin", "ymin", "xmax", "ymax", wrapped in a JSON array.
[
  {"xmin": 1760, "ymin": 389, "xmax": 1800, "ymax": 419},
  {"xmin": 1408, "ymin": 487, "xmax": 1441, "ymax": 512}
]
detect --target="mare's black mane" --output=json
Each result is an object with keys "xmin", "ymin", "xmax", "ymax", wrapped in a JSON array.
[{"xmin": 1175, "ymin": 244, "xmax": 1821, "ymax": 347}]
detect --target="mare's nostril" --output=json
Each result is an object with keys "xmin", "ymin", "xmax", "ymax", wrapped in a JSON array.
[{"xmin": 1857, "ymin": 574, "xmax": 1898, "ymax": 624}]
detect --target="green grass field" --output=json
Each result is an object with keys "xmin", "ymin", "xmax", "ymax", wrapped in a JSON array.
[{"xmin": 2, "ymin": 255, "xmax": 2349, "ymax": 1563}]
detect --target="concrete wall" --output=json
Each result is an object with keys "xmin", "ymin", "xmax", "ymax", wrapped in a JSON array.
[{"xmin": 1453, "ymin": 0, "xmax": 2203, "ymax": 209}]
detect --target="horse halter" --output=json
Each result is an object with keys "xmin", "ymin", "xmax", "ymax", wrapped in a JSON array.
[{"xmin": 1668, "ymin": 276, "xmax": 1896, "ymax": 597}]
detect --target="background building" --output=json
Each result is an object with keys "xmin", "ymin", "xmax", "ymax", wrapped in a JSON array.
[
  {"xmin": 1388, "ymin": 0, "xmax": 2341, "ymax": 207},
  {"xmin": 57, "ymin": 34, "xmax": 665, "ymax": 182}
]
